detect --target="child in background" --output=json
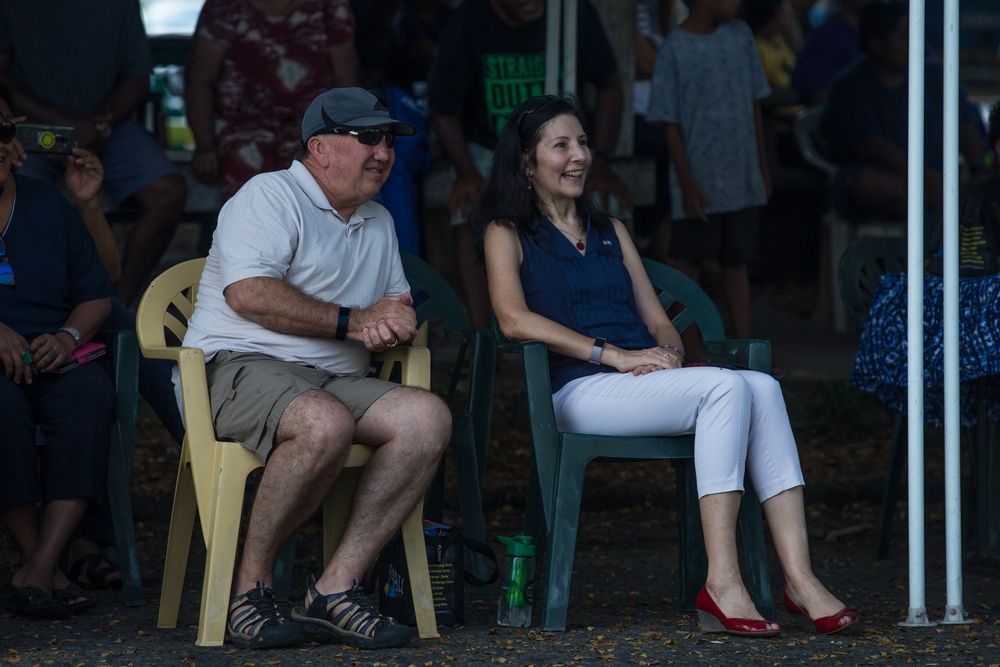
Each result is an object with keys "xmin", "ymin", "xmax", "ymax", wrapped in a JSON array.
[{"xmin": 646, "ymin": 0, "xmax": 771, "ymax": 343}]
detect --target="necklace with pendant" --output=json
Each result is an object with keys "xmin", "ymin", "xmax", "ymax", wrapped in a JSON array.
[{"xmin": 553, "ymin": 223, "xmax": 586, "ymax": 250}]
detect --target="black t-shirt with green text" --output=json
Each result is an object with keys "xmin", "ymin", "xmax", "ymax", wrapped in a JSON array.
[{"xmin": 427, "ymin": 0, "xmax": 618, "ymax": 151}]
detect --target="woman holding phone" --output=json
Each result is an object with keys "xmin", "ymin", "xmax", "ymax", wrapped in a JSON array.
[{"xmin": 0, "ymin": 87, "xmax": 115, "ymax": 619}]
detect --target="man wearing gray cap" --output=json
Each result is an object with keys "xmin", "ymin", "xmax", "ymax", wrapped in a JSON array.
[{"xmin": 181, "ymin": 87, "xmax": 450, "ymax": 650}]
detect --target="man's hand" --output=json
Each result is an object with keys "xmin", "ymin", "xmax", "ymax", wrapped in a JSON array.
[
  {"xmin": 357, "ymin": 294, "xmax": 420, "ymax": 351},
  {"xmin": 448, "ymin": 172, "xmax": 485, "ymax": 223},
  {"xmin": 586, "ymin": 160, "xmax": 633, "ymax": 213},
  {"xmin": 0, "ymin": 321, "xmax": 33, "ymax": 384},
  {"xmin": 72, "ymin": 113, "xmax": 111, "ymax": 153},
  {"xmin": 65, "ymin": 147, "xmax": 104, "ymax": 204},
  {"xmin": 192, "ymin": 148, "xmax": 219, "ymax": 184}
]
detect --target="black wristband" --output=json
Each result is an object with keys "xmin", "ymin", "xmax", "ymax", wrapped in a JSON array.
[{"xmin": 335, "ymin": 307, "xmax": 352, "ymax": 340}]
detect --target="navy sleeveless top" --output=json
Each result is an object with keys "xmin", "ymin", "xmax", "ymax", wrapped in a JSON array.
[{"xmin": 518, "ymin": 216, "xmax": 657, "ymax": 392}]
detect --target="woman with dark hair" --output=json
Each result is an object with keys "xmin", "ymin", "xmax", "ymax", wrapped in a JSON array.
[{"xmin": 471, "ymin": 94, "xmax": 859, "ymax": 638}]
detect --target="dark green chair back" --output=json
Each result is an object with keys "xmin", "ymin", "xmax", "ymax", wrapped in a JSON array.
[
  {"xmin": 493, "ymin": 258, "xmax": 773, "ymax": 630},
  {"xmin": 837, "ymin": 237, "xmax": 907, "ymax": 329}
]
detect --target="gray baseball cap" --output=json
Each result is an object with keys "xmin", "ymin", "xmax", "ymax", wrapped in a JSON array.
[{"xmin": 300, "ymin": 88, "xmax": 416, "ymax": 145}]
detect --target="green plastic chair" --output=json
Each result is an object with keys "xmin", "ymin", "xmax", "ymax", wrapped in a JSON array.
[
  {"xmin": 401, "ymin": 251, "xmax": 497, "ymax": 587},
  {"xmin": 494, "ymin": 257, "xmax": 774, "ymax": 631},
  {"xmin": 99, "ymin": 330, "xmax": 144, "ymax": 606}
]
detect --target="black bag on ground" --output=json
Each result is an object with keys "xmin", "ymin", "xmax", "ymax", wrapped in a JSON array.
[{"xmin": 372, "ymin": 521, "xmax": 498, "ymax": 626}]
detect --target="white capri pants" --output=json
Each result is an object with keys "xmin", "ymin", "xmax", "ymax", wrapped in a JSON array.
[{"xmin": 552, "ymin": 366, "xmax": 804, "ymax": 502}]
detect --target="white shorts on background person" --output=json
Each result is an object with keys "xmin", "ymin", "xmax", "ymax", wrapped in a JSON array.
[{"xmin": 552, "ymin": 366, "xmax": 804, "ymax": 502}]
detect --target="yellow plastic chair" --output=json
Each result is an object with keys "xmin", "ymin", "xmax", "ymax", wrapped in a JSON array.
[{"xmin": 135, "ymin": 258, "xmax": 439, "ymax": 647}]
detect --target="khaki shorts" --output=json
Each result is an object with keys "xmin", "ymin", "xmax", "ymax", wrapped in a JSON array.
[{"xmin": 205, "ymin": 351, "xmax": 396, "ymax": 463}]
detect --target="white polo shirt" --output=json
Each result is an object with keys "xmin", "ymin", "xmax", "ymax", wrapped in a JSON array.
[{"xmin": 182, "ymin": 160, "xmax": 410, "ymax": 377}]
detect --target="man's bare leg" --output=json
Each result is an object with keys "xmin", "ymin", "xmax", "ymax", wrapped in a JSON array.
[
  {"xmin": 231, "ymin": 390, "xmax": 356, "ymax": 597},
  {"xmin": 312, "ymin": 385, "xmax": 450, "ymax": 596}
]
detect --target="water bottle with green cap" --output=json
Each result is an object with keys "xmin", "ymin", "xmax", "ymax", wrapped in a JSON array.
[{"xmin": 496, "ymin": 535, "xmax": 535, "ymax": 627}]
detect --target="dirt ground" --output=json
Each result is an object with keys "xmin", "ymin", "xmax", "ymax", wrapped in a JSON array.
[{"xmin": 3, "ymin": 350, "xmax": 999, "ymax": 666}]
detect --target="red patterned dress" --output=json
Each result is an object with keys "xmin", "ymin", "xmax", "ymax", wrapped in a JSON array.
[{"xmin": 193, "ymin": 0, "xmax": 355, "ymax": 199}]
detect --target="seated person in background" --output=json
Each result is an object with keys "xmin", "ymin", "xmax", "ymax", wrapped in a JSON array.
[
  {"xmin": 185, "ymin": 0, "xmax": 360, "ymax": 203},
  {"xmin": 924, "ymin": 99, "xmax": 1000, "ymax": 277},
  {"xmin": 819, "ymin": 0, "xmax": 988, "ymax": 222},
  {"xmin": 0, "ymin": 109, "xmax": 115, "ymax": 620},
  {"xmin": 472, "ymin": 94, "xmax": 859, "ymax": 639},
  {"xmin": 427, "ymin": 0, "xmax": 632, "ymax": 330},
  {"xmin": 0, "ymin": 0, "xmax": 187, "ymax": 307},
  {"xmin": 745, "ymin": 0, "xmax": 805, "ymax": 169},
  {"xmin": 745, "ymin": 0, "xmax": 803, "ymax": 119},
  {"xmin": 181, "ymin": 88, "xmax": 449, "ymax": 650},
  {"xmin": 792, "ymin": 0, "xmax": 873, "ymax": 106}
]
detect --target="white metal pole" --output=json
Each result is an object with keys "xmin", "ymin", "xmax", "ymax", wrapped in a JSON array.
[
  {"xmin": 901, "ymin": 0, "xmax": 934, "ymax": 629},
  {"xmin": 545, "ymin": 0, "xmax": 562, "ymax": 95},
  {"xmin": 938, "ymin": 0, "xmax": 967, "ymax": 627},
  {"xmin": 562, "ymin": 0, "xmax": 578, "ymax": 95}
]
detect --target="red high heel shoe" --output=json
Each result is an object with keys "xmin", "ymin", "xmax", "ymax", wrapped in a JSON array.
[
  {"xmin": 783, "ymin": 589, "xmax": 860, "ymax": 634},
  {"xmin": 695, "ymin": 586, "xmax": 781, "ymax": 637}
]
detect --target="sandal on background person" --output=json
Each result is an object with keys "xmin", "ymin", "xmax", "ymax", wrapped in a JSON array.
[
  {"xmin": 67, "ymin": 552, "xmax": 123, "ymax": 590},
  {"xmin": 291, "ymin": 575, "xmax": 413, "ymax": 649},
  {"xmin": 2, "ymin": 586, "xmax": 72, "ymax": 620},
  {"xmin": 53, "ymin": 583, "xmax": 99, "ymax": 614}
]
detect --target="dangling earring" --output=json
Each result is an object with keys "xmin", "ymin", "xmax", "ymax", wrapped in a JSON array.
[{"xmin": 526, "ymin": 174, "xmax": 533, "ymax": 190}]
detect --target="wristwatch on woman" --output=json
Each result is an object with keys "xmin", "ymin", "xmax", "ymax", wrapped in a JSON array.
[{"xmin": 589, "ymin": 338, "xmax": 606, "ymax": 365}]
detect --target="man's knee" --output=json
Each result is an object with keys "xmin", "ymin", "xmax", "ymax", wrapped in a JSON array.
[
  {"xmin": 135, "ymin": 172, "xmax": 187, "ymax": 213},
  {"xmin": 391, "ymin": 388, "xmax": 452, "ymax": 454},
  {"xmin": 277, "ymin": 391, "xmax": 356, "ymax": 463}
]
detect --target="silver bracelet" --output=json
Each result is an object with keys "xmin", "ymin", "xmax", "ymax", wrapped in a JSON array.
[{"xmin": 58, "ymin": 325, "xmax": 82, "ymax": 348}]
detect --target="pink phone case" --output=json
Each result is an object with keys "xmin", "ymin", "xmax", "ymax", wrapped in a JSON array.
[{"xmin": 54, "ymin": 342, "xmax": 107, "ymax": 373}]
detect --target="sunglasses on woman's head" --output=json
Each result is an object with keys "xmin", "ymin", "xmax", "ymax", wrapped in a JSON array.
[
  {"xmin": 0, "ymin": 237, "xmax": 14, "ymax": 286},
  {"xmin": 325, "ymin": 127, "xmax": 396, "ymax": 149},
  {"xmin": 0, "ymin": 121, "xmax": 15, "ymax": 144},
  {"xmin": 515, "ymin": 95, "xmax": 562, "ymax": 132}
]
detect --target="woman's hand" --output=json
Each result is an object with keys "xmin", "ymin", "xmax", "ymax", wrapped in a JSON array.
[
  {"xmin": 28, "ymin": 332, "xmax": 75, "ymax": 373},
  {"xmin": 65, "ymin": 147, "xmax": 104, "ymax": 204},
  {"xmin": 0, "ymin": 321, "xmax": 34, "ymax": 384},
  {"xmin": 605, "ymin": 345, "xmax": 682, "ymax": 375}
]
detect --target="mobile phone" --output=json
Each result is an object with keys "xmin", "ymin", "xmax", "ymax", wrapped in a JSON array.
[
  {"xmin": 16, "ymin": 123, "xmax": 76, "ymax": 155},
  {"xmin": 53, "ymin": 342, "xmax": 106, "ymax": 373}
]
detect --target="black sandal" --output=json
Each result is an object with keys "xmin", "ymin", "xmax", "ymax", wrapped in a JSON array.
[
  {"xmin": 53, "ymin": 583, "xmax": 99, "ymax": 614},
  {"xmin": 227, "ymin": 581, "xmax": 305, "ymax": 649},
  {"xmin": 67, "ymin": 553, "xmax": 123, "ymax": 590},
  {"xmin": 5, "ymin": 586, "xmax": 72, "ymax": 620},
  {"xmin": 291, "ymin": 575, "xmax": 412, "ymax": 649}
]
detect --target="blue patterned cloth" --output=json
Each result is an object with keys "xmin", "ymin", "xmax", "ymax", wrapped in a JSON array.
[{"xmin": 852, "ymin": 272, "xmax": 1000, "ymax": 427}]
